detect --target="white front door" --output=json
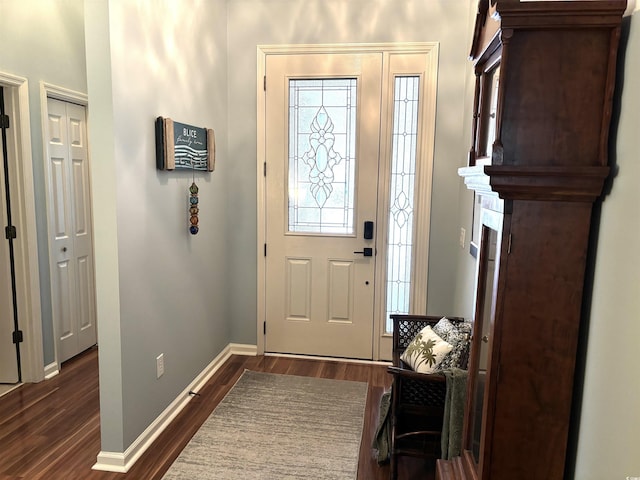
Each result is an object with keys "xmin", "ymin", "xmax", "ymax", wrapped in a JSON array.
[
  {"xmin": 260, "ymin": 45, "xmax": 439, "ymax": 361},
  {"xmin": 264, "ymin": 53, "xmax": 382, "ymax": 359},
  {"xmin": 45, "ymin": 98, "xmax": 97, "ymax": 364}
]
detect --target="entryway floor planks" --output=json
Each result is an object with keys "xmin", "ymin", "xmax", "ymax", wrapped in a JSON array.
[{"xmin": 0, "ymin": 347, "xmax": 435, "ymax": 479}]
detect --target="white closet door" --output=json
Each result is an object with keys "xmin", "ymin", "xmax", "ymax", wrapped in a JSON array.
[{"xmin": 46, "ymin": 98, "xmax": 97, "ymax": 363}]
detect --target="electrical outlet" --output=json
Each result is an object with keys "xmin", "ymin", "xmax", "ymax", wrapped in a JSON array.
[
  {"xmin": 459, "ymin": 227, "xmax": 466, "ymax": 248},
  {"xmin": 156, "ymin": 353, "xmax": 164, "ymax": 378}
]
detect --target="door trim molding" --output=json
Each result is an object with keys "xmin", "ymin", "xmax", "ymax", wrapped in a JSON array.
[
  {"xmin": 257, "ymin": 43, "xmax": 439, "ymax": 360},
  {"xmin": 0, "ymin": 71, "xmax": 44, "ymax": 383},
  {"xmin": 39, "ymin": 82, "xmax": 90, "ymax": 370},
  {"xmin": 41, "ymin": 82, "xmax": 88, "ymax": 105}
]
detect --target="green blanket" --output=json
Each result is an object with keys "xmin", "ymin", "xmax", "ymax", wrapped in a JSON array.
[
  {"xmin": 372, "ymin": 389, "xmax": 392, "ymax": 463},
  {"xmin": 441, "ymin": 368, "xmax": 468, "ymax": 460}
]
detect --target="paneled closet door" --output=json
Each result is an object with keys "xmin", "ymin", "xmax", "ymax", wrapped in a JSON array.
[{"xmin": 45, "ymin": 98, "xmax": 97, "ymax": 364}]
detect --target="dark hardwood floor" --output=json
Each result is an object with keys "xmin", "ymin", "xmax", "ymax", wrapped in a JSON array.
[{"xmin": 0, "ymin": 347, "xmax": 435, "ymax": 479}]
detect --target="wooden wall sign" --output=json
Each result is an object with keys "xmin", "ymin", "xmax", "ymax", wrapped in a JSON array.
[{"xmin": 155, "ymin": 116, "xmax": 215, "ymax": 172}]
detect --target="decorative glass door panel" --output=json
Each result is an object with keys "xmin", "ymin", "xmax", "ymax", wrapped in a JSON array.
[
  {"xmin": 288, "ymin": 79, "xmax": 356, "ymax": 234},
  {"xmin": 385, "ymin": 76, "xmax": 420, "ymax": 332}
]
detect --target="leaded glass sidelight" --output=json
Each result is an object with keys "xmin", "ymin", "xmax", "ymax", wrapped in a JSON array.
[
  {"xmin": 386, "ymin": 76, "xmax": 420, "ymax": 333},
  {"xmin": 288, "ymin": 79, "xmax": 356, "ymax": 234}
]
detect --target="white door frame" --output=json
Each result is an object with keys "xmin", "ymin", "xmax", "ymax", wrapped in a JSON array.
[
  {"xmin": 257, "ymin": 43, "xmax": 439, "ymax": 361},
  {"xmin": 0, "ymin": 71, "xmax": 44, "ymax": 383},
  {"xmin": 39, "ymin": 82, "xmax": 92, "ymax": 373}
]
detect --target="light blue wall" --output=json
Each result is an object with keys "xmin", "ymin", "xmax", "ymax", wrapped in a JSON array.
[
  {"xmin": 0, "ymin": 0, "xmax": 87, "ymax": 366},
  {"xmin": 5, "ymin": 0, "xmax": 474, "ymax": 455},
  {"xmin": 11, "ymin": 2, "xmax": 638, "ymax": 472},
  {"xmin": 88, "ymin": 0, "xmax": 476, "ymax": 452},
  {"xmin": 226, "ymin": 0, "xmax": 474, "ymax": 344},
  {"xmin": 85, "ymin": 0, "xmax": 230, "ymax": 451}
]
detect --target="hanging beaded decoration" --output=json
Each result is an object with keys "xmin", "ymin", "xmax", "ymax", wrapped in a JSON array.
[{"xmin": 189, "ymin": 178, "xmax": 199, "ymax": 235}]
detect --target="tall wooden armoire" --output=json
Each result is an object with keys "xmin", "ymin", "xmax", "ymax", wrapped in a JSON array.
[{"xmin": 437, "ymin": 1, "xmax": 626, "ymax": 479}]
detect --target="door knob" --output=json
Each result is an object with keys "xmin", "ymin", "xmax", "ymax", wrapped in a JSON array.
[{"xmin": 353, "ymin": 247, "xmax": 373, "ymax": 257}]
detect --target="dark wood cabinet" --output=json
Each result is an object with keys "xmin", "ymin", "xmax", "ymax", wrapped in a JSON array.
[{"xmin": 438, "ymin": 1, "xmax": 626, "ymax": 479}]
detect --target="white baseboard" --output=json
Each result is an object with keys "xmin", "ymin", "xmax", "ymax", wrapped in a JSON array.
[
  {"xmin": 44, "ymin": 362, "xmax": 59, "ymax": 380},
  {"xmin": 229, "ymin": 343, "xmax": 258, "ymax": 356},
  {"xmin": 92, "ymin": 342, "xmax": 257, "ymax": 473}
]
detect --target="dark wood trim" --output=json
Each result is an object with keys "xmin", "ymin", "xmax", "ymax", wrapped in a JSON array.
[
  {"xmin": 497, "ymin": 0, "xmax": 626, "ymax": 29},
  {"xmin": 485, "ymin": 165, "xmax": 610, "ymax": 202},
  {"xmin": 599, "ymin": 25, "xmax": 623, "ymax": 163},
  {"xmin": 469, "ymin": 0, "xmax": 490, "ymax": 59},
  {"xmin": 459, "ymin": 165, "xmax": 610, "ymax": 203},
  {"xmin": 469, "ymin": 71, "xmax": 482, "ymax": 166}
]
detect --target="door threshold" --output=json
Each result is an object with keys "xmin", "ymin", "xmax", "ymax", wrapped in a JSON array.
[
  {"xmin": 265, "ymin": 352, "xmax": 391, "ymax": 366},
  {"xmin": 0, "ymin": 383, "xmax": 21, "ymax": 398}
]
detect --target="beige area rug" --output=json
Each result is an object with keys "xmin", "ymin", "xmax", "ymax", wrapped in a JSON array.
[{"xmin": 162, "ymin": 370, "xmax": 368, "ymax": 480}]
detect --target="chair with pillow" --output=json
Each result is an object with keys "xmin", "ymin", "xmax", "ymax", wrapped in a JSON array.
[{"xmin": 387, "ymin": 314, "xmax": 471, "ymax": 480}]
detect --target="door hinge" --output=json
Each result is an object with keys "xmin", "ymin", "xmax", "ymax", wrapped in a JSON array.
[
  {"xmin": 507, "ymin": 233, "xmax": 512, "ymax": 254},
  {"xmin": 0, "ymin": 114, "xmax": 9, "ymax": 129},
  {"xmin": 263, "ymin": 162, "xmax": 267, "ymax": 177},
  {"xmin": 263, "ymin": 75, "xmax": 266, "ymax": 91},
  {"xmin": 264, "ymin": 243, "xmax": 267, "ymax": 256},
  {"xmin": 13, "ymin": 330, "xmax": 23, "ymax": 344},
  {"xmin": 5, "ymin": 225, "xmax": 16, "ymax": 240},
  {"xmin": 263, "ymin": 321, "xmax": 266, "ymax": 335}
]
